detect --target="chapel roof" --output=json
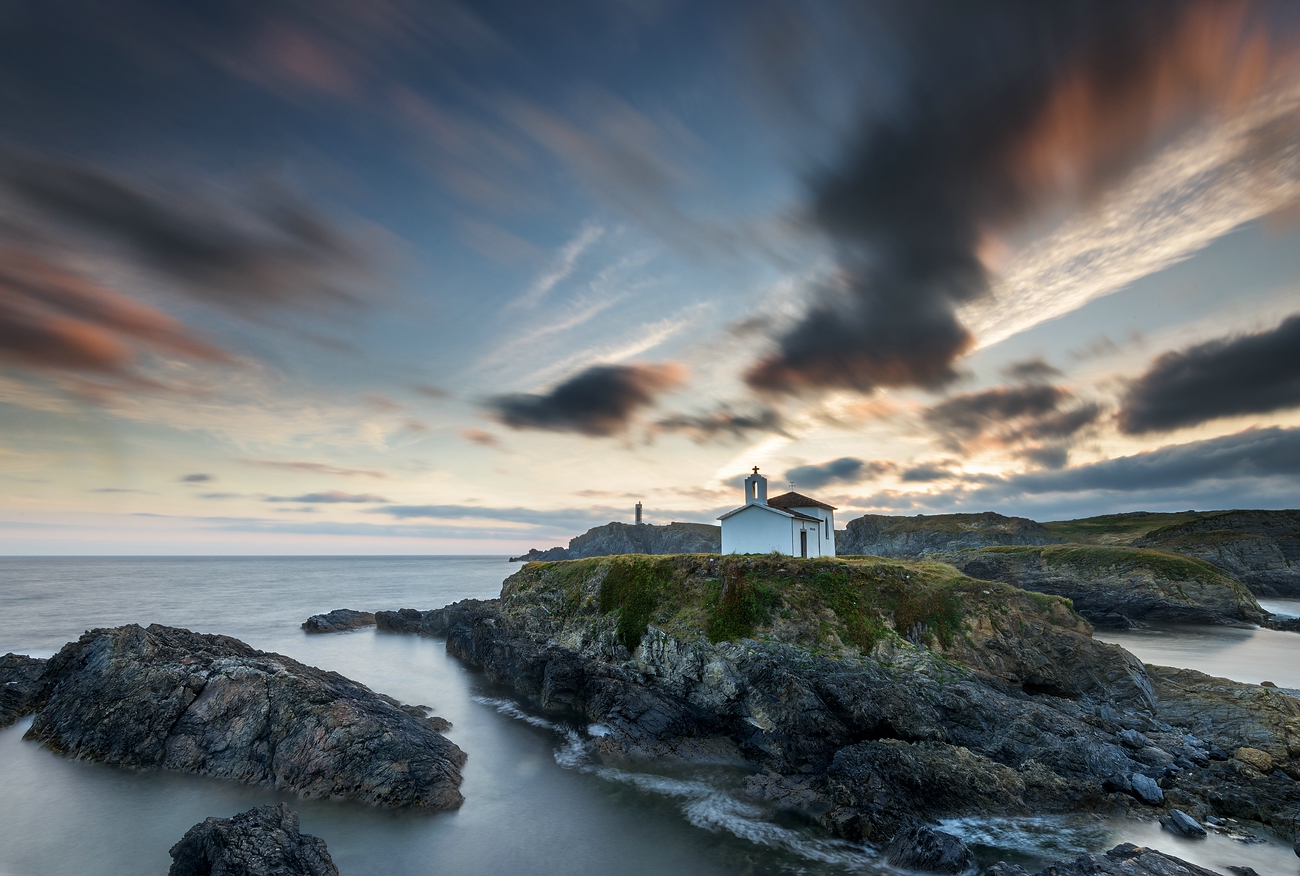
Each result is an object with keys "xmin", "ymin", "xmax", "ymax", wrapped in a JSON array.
[{"xmin": 767, "ymin": 491, "xmax": 837, "ymax": 511}]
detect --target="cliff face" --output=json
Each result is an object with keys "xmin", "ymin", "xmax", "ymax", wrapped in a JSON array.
[
  {"xmin": 941, "ymin": 545, "xmax": 1267, "ymax": 627},
  {"xmin": 383, "ymin": 554, "xmax": 1300, "ymax": 849},
  {"xmin": 839, "ymin": 512, "xmax": 1063, "ymax": 556},
  {"xmin": 511, "ymin": 521, "xmax": 720, "ymax": 562},
  {"xmin": 1133, "ymin": 510, "xmax": 1300, "ymax": 597}
]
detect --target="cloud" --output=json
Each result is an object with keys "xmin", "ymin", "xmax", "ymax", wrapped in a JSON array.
[
  {"xmin": 513, "ymin": 222, "xmax": 604, "ymax": 308},
  {"xmin": 1001, "ymin": 358, "xmax": 1062, "ymax": 382},
  {"xmin": 784, "ymin": 457, "xmax": 893, "ymax": 490},
  {"xmin": 922, "ymin": 382, "xmax": 1101, "ymax": 465},
  {"xmin": 180, "ymin": 473, "xmax": 214, "ymax": 483},
  {"xmin": 1118, "ymin": 313, "xmax": 1300, "ymax": 434},
  {"xmin": 488, "ymin": 362, "xmax": 685, "ymax": 436},
  {"xmin": 372, "ymin": 503, "xmax": 633, "ymax": 531},
  {"xmin": 263, "ymin": 490, "xmax": 390, "ymax": 503},
  {"xmin": 745, "ymin": 2, "xmax": 1299, "ymax": 395},
  {"xmin": 0, "ymin": 248, "xmax": 232, "ymax": 379},
  {"xmin": 411, "ymin": 383, "xmax": 450, "ymax": 399},
  {"xmin": 655, "ymin": 406, "xmax": 785, "ymax": 443},
  {"xmin": 997, "ymin": 426, "xmax": 1300, "ymax": 496},
  {"xmin": 0, "ymin": 153, "xmax": 371, "ymax": 315},
  {"xmin": 901, "ymin": 463, "xmax": 958, "ymax": 483},
  {"xmin": 239, "ymin": 459, "xmax": 388, "ymax": 478},
  {"xmin": 462, "ymin": 428, "xmax": 503, "ymax": 448},
  {"xmin": 90, "ymin": 487, "xmax": 143, "ymax": 494}
]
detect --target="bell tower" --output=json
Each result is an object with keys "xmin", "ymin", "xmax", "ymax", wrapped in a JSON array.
[{"xmin": 743, "ymin": 466, "xmax": 768, "ymax": 505}]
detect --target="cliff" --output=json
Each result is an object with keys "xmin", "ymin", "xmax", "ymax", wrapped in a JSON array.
[
  {"xmin": 940, "ymin": 544, "xmax": 1267, "ymax": 627},
  {"xmin": 838, "ymin": 511, "xmax": 1063, "ymax": 556},
  {"xmin": 510, "ymin": 521, "xmax": 720, "ymax": 562},
  {"xmin": 374, "ymin": 553, "xmax": 1300, "ymax": 855},
  {"xmin": 1132, "ymin": 510, "xmax": 1300, "ymax": 597}
]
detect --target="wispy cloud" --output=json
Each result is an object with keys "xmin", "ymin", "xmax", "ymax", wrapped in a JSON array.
[
  {"xmin": 263, "ymin": 490, "xmax": 390, "ymax": 503},
  {"xmin": 239, "ymin": 459, "xmax": 388, "ymax": 478},
  {"xmin": 511, "ymin": 222, "xmax": 604, "ymax": 309}
]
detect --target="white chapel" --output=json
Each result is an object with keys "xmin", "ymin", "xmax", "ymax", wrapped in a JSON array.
[{"xmin": 718, "ymin": 468, "xmax": 836, "ymax": 558}]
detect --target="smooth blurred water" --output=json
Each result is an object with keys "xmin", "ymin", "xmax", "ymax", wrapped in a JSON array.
[
  {"xmin": 1, "ymin": 557, "xmax": 1297, "ymax": 876},
  {"xmin": 1096, "ymin": 616, "xmax": 1300, "ymax": 690}
]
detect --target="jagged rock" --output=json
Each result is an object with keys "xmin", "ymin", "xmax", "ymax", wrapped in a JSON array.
[
  {"xmin": 301, "ymin": 609, "xmax": 375, "ymax": 633},
  {"xmin": 509, "ymin": 546, "xmax": 571, "ymax": 562},
  {"xmin": 512, "ymin": 521, "xmax": 720, "ymax": 562},
  {"xmin": 940, "ymin": 546, "xmax": 1266, "ymax": 626},
  {"xmin": 986, "ymin": 864, "xmax": 1029, "ymax": 876},
  {"xmin": 26, "ymin": 624, "xmax": 465, "ymax": 809},
  {"xmin": 1036, "ymin": 843, "xmax": 1221, "ymax": 875},
  {"xmin": 1294, "ymin": 838, "xmax": 1299, "ymax": 858},
  {"xmin": 1233, "ymin": 746, "xmax": 1274, "ymax": 774},
  {"xmin": 168, "ymin": 803, "xmax": 336, "ymax": 876},
  {"xmin": 1132, "ymin": 510, "xmax": 1300, "ymax": 597},
  {"xmin": 883, "ymin": 824, "xmax": 973, "ymax": 874},
  {"xmin": 1129, "ymin": 773, "xmax": 1164, "ymax": 805},
  {"xmin": 1226, "ymin": 867, "xmax": 1260, "ymax": 876},
  {"xmin": 1160, "ymin": 808, "xmax": 1206, "ymax": 838},
  {"xmin": 839, "ymin": 512, "xmax": 1061, "ymax": 556},
  {"xmin": 1119, "ymin": 729, "xmax": 1149, "ymax": 749},
  {"xmin": 0, "ymin": 652, "xmax": 47, "ymax": 727}
]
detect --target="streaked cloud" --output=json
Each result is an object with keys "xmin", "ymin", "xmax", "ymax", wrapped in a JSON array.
[
  {"xmin": 239, "ymin": 460, "xmax": 388, "ymax": 478},
  {"xmin": 489, "ymin": 362, "xmax": 686, "ymax": 437},
  {"xmin": 263, "ymin": 490, "xmax": 390, "ymax": 503}
]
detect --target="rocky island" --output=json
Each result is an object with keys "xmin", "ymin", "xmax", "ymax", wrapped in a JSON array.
[
  {"xmin": 370, "ymin": 553, "xmax": 1300, "ymax": 864},
  {"xmin": 7, "ymin": 624, "xmax": 465, "ymax": 809}
]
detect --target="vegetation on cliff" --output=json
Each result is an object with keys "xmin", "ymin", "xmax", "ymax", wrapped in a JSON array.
[{"xmin": 504, "ymin": 553, "xmax": 1080, "ymax": 657}]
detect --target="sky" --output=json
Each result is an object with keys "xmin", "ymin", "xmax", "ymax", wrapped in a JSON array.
[{"xmin": 3, "ymin": 0, "xmax": 1300, "ymax": 555}]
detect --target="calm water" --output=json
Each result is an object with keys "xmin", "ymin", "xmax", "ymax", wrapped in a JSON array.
[{"xmin": 0, "ymin": 558, "xmax": 1296, "ymax": 876}]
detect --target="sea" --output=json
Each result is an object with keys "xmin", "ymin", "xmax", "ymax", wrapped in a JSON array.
[{"xmin": 0, "ymin": 557, "xmax": 1296, "ymax": 876}]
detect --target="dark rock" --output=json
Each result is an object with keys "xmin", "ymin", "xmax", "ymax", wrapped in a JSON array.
[
  {"xmin": 940, "ymin": 546, "xmax": 1266, "ymax": 626},
  {"xmin": 1037, "ymin": 843, "xmax": 1221, "ymax": 875},
  {"xmin": 26, "ymin": 624, "xmax": 465, "ymax": 808},
  {"xmin": 301, "ymin": 609, "xmax": 375, "ymax": 634},
  {"xmin": 1132, "ymin": 510, "xmax": 1300, "ymax": 597},
  {"xmin": 1129, "ymin": 772, "xmax": 1164, "ymax": 805},
  {"xmin": 1159, "ymin": 808, "xmax": 1206, "ymax": 838},
  {"xmin": 883, "ymin": 824, "xmax": 973, "ymax": 874},
  {"xmin": 512, "ymin": 521, "xmax": 720, "ymax": 563},
  {"xmin": 1119, "ymin": 728, "xmax": 1149, "ymax": 749},
  {"xmin": 985, "ymin": 864, "xmax": 1029, "ymax": 876},
  {"xmin": 839, "ymin": 511, "xmax": 1060, "ymax": 556},
  {"xmin": 0, "ymin": 652, "xmax": 47, "ymax": 727},
  {"xmin": 1225, "ymin": 867, "xmax": 1260, "ymax": 876},
  {"xmin": 509, "ymin": 546, "xmax": 570, "ymax": 562},
  {"xmin": 168, "ymin": 803, "xmax": 336, "ymax": 876}
]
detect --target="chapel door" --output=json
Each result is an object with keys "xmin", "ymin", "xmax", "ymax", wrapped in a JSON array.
[{"xmin": 800, "ymin": 530, "xmax": 808, "ymax": 558}]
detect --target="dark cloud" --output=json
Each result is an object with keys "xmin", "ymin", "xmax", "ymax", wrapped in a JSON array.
[
  {"xmin": 489, "ymin": 363, "xmax": 685, "ymax": 437},
  {"xmin": 180, "ymin": 473, "xmax": 214, "ymax": 483},
  {"xmin": 1118, "ymin": 313, "xmax": 1300, "ymax": 434},
  {"xmin": 238, "ymin": 459, "xmax": 388, "ymax": 478},
  {"xmin": 746, "ymin": 2, "xmax": 1294, "ymax": 395},
  {"xmin": 656, "ymin": 405, "xmax": 785, "ymax": 443},
  {"xmin": 1001, "ymin": 357, "xmax": 1062, "ymax": 382},
  {"xmin": 0, "ymin": 153, "xmax": 370, "ymax": 315},
  {"xmin": 264, "ymin": 490, "xmax": 389, "ymax": 503},
  {"xmin": 996, "ymin": 426, "xmax": 1300, "ymax": 496},
  {"xmin": 922, "ymin": 383, "xmax": 1100, "ymax": 467},
  {"xmin": 925, "ymin": 384, "xmax": 1066, "ymax": 445},
  {"xmin": 0, "ymin": 249, "xmax": 232, "ymax": 379},
  {"xmin": 900, "ymin": 462, "xmax": 956, "ymax": 483},
  {"xmin": 784, "ymin": 457, "xmax": 894, "ymax": 490},
  {"xmin": 1019, "ymin": 445, "xmax": 1069, "ymax": 471}
]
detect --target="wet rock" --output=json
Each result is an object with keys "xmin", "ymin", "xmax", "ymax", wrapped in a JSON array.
[
  {"xmin": 26, "ymin": 624, "xmax": 465, "ymax": 809},
  {"xmin": 168, "ymin": 803, "xmax": 336, "ymax": 876},
  {"xmin": 0, "ymin": 653, "xmax": 47, "ymax": 727},
  {"xmin": 1225, "ymin": 867, "xmax": 1260, "ymax": 876},
  {"xmin": 1159, "ymin": 808, "xmax": 1206, "ymax": 838},
  {"xmin": 1233, "ymin": 746, "xmax": 1274, "ymax": 774},
  {"xmin": 301, "ymin": 609, "xmax": 375, "ymax": 634},
  {"xmin": 1119, "ymin": 728, "xmax": 1149, "ymax": 749},
  {"xmin": 1129, "ymin": 773, "xmax": 1164, "ymax": 805},
  {"xmin": 986, "ymin": 865, "xmax": 1029, "ymax": 876},
  {"xmin": 883, "ymin": 824, "xmax": 973, "ymax": 874},
  {"xmin": 1036, "ymin": 843, "xmax": 1221, "ymax": 875},
  {"xmin": 1294, "ymin": 838, "xmax": 1299, "ymax": 859}
]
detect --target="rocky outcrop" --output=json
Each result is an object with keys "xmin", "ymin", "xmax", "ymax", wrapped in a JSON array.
[
  {"xmin": 993, "ymin": 843, "xmax": 1222, "ymax": 875},
  {"xmin": 301, "ymin": 609, "xmax": 375, "ymax": 633},
  {"xmin": 0, "ymin": 652, "xmax": 47, "ymax": 727},
  {"xmin": 379, "ymin": 555, "xmax": 1300, "ymax": 849},
  {"xmin": 26, "ymin": 624, "xmax": 465, "ymax": 809},
  {"xmin": 1133, "ymin": 510, "xmax": 1300, "ymax": 597},
  {"xmin": 168, "ymin": 803, "xmax": 337, "ymax": 876},
  {"xmin": 939, "ymin": 545, "xmax": 1267, "ymax": 627},
  {"xmin": 511, "ymin": 521, "xmax": 720, "ymax": 562},
  {"xmin": 167, "ymin": 800, "xmax": 338, "ymax": 873},
  {"xmin": 839, "ymin": 512, "xmax": 1062, "ymax": 557},
  {"xmin": 883, "ymin": 824, "xmax": 973, "ymax": 874}
]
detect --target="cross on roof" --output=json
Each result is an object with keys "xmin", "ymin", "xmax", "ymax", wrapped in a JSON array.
[{"xmin": 752, "ymin": 466, "xmax": 760, "ymax": 475}]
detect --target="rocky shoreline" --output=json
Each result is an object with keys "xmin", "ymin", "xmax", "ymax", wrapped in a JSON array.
[
  {"xmin": 5, "ymin": 624, "xmax": 465, "ymax": 810},
  {"xmin": 362, "ymin": 553, "xmax": 1300, "ymax": 869}
]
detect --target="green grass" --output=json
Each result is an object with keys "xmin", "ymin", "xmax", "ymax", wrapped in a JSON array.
[
  {"xmin": 980, "ymin": 543, "xmax": 1228, "ymax": 581},
  {"xmin": 506, "ymin": 554, "xmax": 1005, "ymax": 655},
  {"xmin": 1042, "ymin": 511, "xmax": 1207, "ymax": 545}
]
